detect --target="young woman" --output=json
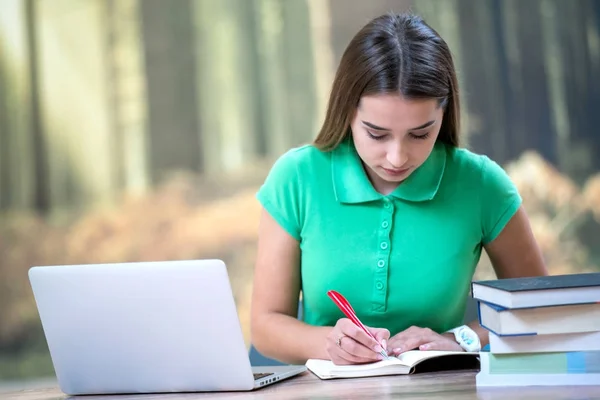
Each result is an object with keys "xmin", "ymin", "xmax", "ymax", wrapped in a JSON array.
[{"xmin": 250, "ymin": 12, "xmax": 547, "ymax": 365}]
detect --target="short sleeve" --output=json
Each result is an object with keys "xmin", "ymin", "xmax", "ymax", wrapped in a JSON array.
[
  {"xmin": 479, "ymin": 156, "xmax": 522, "ymax": 244},
  {"xmin": 256, "ymin": 150, "xmax": 303, "ymax": 241}
]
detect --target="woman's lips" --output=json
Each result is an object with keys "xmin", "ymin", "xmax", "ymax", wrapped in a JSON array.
[{"xmin": 381, "ymin": 167, "xmax": 410, "ymax": 177}]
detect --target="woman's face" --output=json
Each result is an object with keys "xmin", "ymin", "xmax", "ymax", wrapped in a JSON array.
[{"xmin": 350, "ymin": 94, "xmax": 444, "ymax": 195}]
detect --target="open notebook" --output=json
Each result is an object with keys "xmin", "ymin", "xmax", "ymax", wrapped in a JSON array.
[{"xmin": 306, "ymin": 350, "xmax": 480, "ymax": 379}]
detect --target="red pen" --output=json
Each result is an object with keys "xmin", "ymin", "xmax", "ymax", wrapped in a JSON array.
[{"xmin": 327, "ymin": 290, "xmax": 390, "ymax": 360}]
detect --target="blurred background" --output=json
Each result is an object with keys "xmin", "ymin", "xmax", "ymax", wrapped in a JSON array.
[{"xmin": 0, "ymin": 0, "xmax": 599, "ymax": 390}]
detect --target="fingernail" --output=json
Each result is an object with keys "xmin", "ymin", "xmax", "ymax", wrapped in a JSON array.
[
  {"xmin": 393, "ymin": 347, "xmax": 401, "ymax": 354},
  {"xmin": 420, "ymin": 344, "xmax": 429, "ymax": 350},
  {"xmin": 381, "ymin": 339, "xmax": 387, "ymax": 349},
  {"xmin": 374, "ymin": 345, "xmax": 382, "ymax": 352}
]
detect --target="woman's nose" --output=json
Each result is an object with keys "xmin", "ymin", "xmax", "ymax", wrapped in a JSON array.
[{"xmin": 386, "ymin": 145, "xmax": 407, "ymax": 167}]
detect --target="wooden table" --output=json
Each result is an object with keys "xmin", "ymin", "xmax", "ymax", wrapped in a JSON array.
[{"xmin": 4, "ymin": 370, "xmax": 600, "ymax": 400}]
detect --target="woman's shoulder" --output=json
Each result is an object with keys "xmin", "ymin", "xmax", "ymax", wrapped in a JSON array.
[
  {"xmin": 268, "ymin": 143, "xmax": 330, "ymax": 177},
  {"xmin": 446, "ymin": 145, "xmax": 487, "ymax": 171},
  {"xmin": 444, "ymin": 144, "xmax": 519, "ymax": 200},
  {"xmin": 277, "ymin": 143, "xmax": 329, "ymax": 162},
  {"xmin": 444, "ymin": 145, "xmax": 504, "ymax": 181}
]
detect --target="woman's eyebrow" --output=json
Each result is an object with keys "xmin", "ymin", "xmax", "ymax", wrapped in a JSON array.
[
  {"xmin": 361, "ymin": 119, "xmax": 436, "ymax": 131},
  {"xmin": 361, "ymin": 120, "xmax": 391, "ymax": 131},
  {"xmin": 410, "ymin": 120, "xmax": 436, "ymax": 130}
]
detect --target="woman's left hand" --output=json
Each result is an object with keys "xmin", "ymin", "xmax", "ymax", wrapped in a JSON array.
[{"xmin": 386, "ymin": 326, "xmax": 463, "ymax": 356}]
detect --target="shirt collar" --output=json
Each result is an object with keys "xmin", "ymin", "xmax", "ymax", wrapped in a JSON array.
[{"xmin": 331, "ymin": 138, "xmax": 447, "ymax": 204}]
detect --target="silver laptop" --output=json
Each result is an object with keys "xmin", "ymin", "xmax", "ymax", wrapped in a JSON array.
[{"xmin": 28, "ymin": 259, "xmax": 305, "ymax": 395}]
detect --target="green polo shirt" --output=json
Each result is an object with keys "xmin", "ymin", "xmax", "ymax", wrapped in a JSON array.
[{"xmin": 256, "ymin": 138, "xmax": 521, "ymax": 335}]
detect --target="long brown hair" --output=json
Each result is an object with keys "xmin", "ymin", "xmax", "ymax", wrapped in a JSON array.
[{"xmin": 313, "ymin": 12, "xmax": 460, "ymax": 151}]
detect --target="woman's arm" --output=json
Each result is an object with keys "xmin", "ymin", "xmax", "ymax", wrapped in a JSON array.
[
  {"xmin": 471, "ymin": 205, "xmax": 549, "ymax": 347},
  {"xmin": 250, "ymin": 209, "xmax": 331, "ymax": 364},
  {"xmin": 484, "ymin": 206, "xmax": 547, "ymax": 279}
]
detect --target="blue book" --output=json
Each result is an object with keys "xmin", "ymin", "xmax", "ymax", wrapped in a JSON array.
[
  {"xmin": 488, "ymin": 331, "xmax": 600, "ymax": 354},
  {"xmin": 476, "ymin": 300, "xmax": 600, "ymax": 336}
]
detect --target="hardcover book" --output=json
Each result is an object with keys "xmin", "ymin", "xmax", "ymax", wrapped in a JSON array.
[{"xmin": 471, "ymin": 273, "xmax": 600, "ymax": 309}]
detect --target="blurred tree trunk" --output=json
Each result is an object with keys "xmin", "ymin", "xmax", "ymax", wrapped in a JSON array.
[
  {"xmin": 34, "ymin": 0, "xmax": 117, "ymax": 218},
  {"xmin": 252, "ymin": 0, "xmax": 291, "ymax": 157},
  {"xmin": 540, "ymin": 0, "xmax": 600, "ymax": 183},
  {"xmin": 502, "ymin": 0, "xmax": 532, "ymax": 160},
  {"xmin": 139, "ymin": 0, "xmax": 202, "ymax": 181},
  {"xmin": 193, "ymin": 0, "xmax": 263, "ymax": 172},
  {"xmin": 280, "ymin": 0, "xmax": 318, "ymax": 146},
  {"xmin": 251, "ymin": 0, "xmax": 318, "ymax": 157},
  {"xmin": 24, "ymin": 0, "xmax": 48, "ymax": 213},
  {"xmin": 512, "ymin": 0, "xmax": 554, "ymax": 162},
  {"xmin": 307, "ymin": 0, "xmax": 335, "ymax": 133},
  {"xmin": 104, "ymin": 0, "xmax": 123, "ymax": 193},
  {"xmin": 0, "ymin": 0, "xmax": 37, "ymax": 211},
  {"xmin": 561, "ymin": 0, "xmax": 600, "ymax": 182},
  {"xmin": 540, "ymin": 0, "xmax": 571, "ymax": 177},
  {"xmin": 0, "ymin": 34, "xmax": 8, "ymax": 210},
  {"xmin": 587, "ymin": 0, "xmax": 600, "ymax": 173},
  {"xmin": 453, "ymin": 0, "xmax": 509, "ymax": 162},
  {"xmin": 105, "ymin": 0, "xmax": 149, "ymax": 195}
]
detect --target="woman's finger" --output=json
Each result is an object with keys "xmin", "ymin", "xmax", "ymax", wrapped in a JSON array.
[
  {"xmin": 371, "ymin": 327, "xmax": 391, "ymax": 341},
  {"xmin": 385, "ymin": 325, "xmax": 422, "ymax": 352},
  {"xmin": 418, "ymin": 338, "xmax": 463, "ymax": 352},
  {"xmin": 391, "ymin": 338, "xmax": 427, "ymax": 355},
  {"xmin": 338, "ymin": 336, "xmax": 381, "ymax": 363},
  {"xmin": 386, "ymin": 334, "xmax": 414, "ymax": 353},
  {"xmin": 371, "ymin": 328, "xmax": 390, "ymax": 348},
  {"xmin": 419, "ymin": 340, "xmax": 456, "ymax": 351},
  {"xmin": 328, "ymin": 335, "xmax": 380, "ymax": 364},
  {"xmin": 391, "ymin": 330, "xmax": 439, "ymax": 355},
  {"xmin": 339, "ymin": 320, "xmax": 385, "ymax": 355},
  {"xmin": 370, "ymin": 328, "xmax": 390, "ymax": 356},
  {"xmin": 337, "ymin": 330, "xmax": 384, "ymax": 361},
  {"xmin": 327, "ymin": 319, "xmax": 385, "ymax": 364}
]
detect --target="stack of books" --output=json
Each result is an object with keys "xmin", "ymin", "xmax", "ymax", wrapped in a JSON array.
[{"xmin": 472, "ymin": 272, "xmax": 600, "ymax": 386}]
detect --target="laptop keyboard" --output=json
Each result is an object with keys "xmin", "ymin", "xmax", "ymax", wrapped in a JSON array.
[{"xmin": 253, "ymin": 372, "xmax": 274, "ymax": 380}]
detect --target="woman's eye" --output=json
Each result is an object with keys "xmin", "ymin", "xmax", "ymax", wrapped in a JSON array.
[
  {"xmin": 367, "ymin": 130, "xmax": 386, "ymax": 141},
  {"xmin": 410, "ymin": 132, "xmax": 430, "ymax": 140}
]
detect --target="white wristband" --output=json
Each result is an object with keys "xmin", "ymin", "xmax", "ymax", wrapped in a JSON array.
[{"xmin": 447, "ymin": 325, "xmax": 481, "ymax": 352}]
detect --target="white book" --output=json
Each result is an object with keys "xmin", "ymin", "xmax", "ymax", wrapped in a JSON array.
[
  {"xmin": 489, "ymin": 331, "xmax": 600, "ymax": 354},
  {"xmin": 476, "ymin": 372, "xmax": 600, "ymax": 387},
  {"xmin": 305, "ymin": 351, "xmax": 479, "ymax": 379},
  {"xmin": 477, "ymin": 352, "xmax": 600, "ymax": 386},
  {"xmin": 479, "ymin": 301, "xmax": 600, "ymax": 336}
]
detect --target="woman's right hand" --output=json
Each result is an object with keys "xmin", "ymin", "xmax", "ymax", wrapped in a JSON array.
[{"xmin": 325, "ymin": 318, "xmax": 390, "ymax": 365}]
